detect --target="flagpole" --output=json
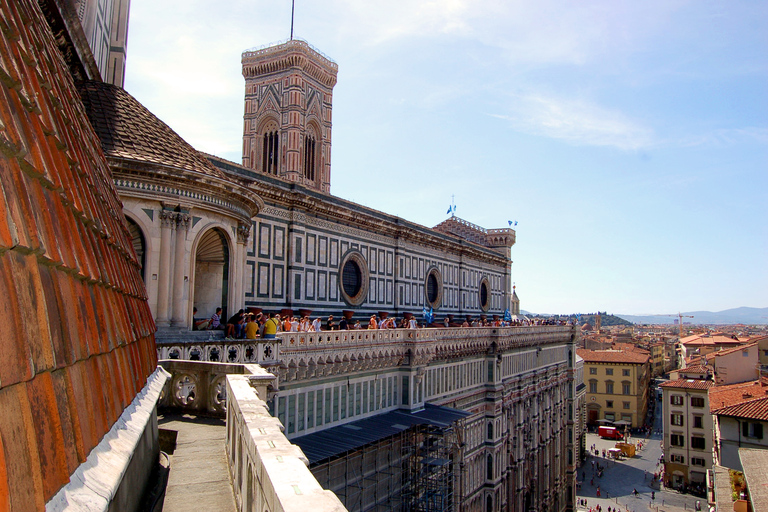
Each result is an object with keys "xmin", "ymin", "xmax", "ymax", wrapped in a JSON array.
[{"xmin": 290, "ymin": 0, "xmax": 295, "ymax": 40}]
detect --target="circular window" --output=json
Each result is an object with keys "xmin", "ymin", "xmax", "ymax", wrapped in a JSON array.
[
  {"xmin": 424, "ymin": 267, "xmax": 442, "ymax": 309},
  {"xmin": 479, "ymin": 277, "xmax": 490, "ymax": 312},
  {"xmin": 339, "ymin": 251, "xmax": 369, "ymax": 306}
]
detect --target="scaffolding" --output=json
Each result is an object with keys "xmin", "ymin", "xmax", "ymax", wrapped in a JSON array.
[
  {"xmin": 303, "ymin": 406, "xmax": 466, "ymax": 512},
  {"xmin": 401, "ymin": 423, "xmax": 462, "ymax": 512}
]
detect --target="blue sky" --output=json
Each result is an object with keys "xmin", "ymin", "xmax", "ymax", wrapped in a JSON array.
[{"xmin": 124, "ymin": 0, "xmax": 767, "ymax": 316}]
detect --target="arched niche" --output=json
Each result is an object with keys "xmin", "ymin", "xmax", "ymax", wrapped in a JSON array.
[
  {"xmin": 193, "ymin": 227, "xmax": 230, "ymax": 321},
  {"xmin": 124, "ymin": 214, "xmax": 147, "ymax": 282}
]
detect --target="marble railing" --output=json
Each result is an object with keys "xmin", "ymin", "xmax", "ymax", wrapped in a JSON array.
[
  {"xmin": 158, "ymin": 360, "xmax": 346, "ymax": 511},
  {"xmin": 156, "ymin": 326, "xmax": 577, "ymax": 384},
  {"xmin": 277, "ymin": 325, "xmax": 575, "ymax": 361},
  {"xmin": 227, "ymin": 372, "xmax": 347, "ymax": 512},
  {"xmin": 158, "ymin": 360, "xmax": 276, "ymax": 416}
]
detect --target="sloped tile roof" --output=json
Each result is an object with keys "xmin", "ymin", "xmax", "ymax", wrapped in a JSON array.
[
  {"xmin": 709, "ymin": 380, "xmax": 768, "ymax": 414},
  {"xmin": 712, "ymin": 396, "xmax": 768, "ymax": 421},
  {"xmin": 710, "ymin": 342, "xmax": 757, "ymax": 358},
  {"xmin": 680, "ymin": 333, "xmax": 743, "ymax": 346},
  {"xmin": 576, "ymin": 349, "xmax": 649, "ymax": 364},
  {"xmin": 78, "ymin": 80, "xmax": 228, "ymax": 180},
  {"xmin": 0, "ymin": 0, "xmax": 156, "ymax": 506},
  {"xmin": 660, "ymin": 379, "xmax": 715, "ymax": 391}
]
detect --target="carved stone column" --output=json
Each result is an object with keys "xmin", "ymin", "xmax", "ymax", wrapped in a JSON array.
[
  {"xmin": 233, "ymin": 222, "xmax": 251, "ymax": 312},
  {"xmin": 171, "ymin": 211, "xmax": 190, "ymax": 327},
  {"xmin": 156, "ymin": 208, "xmax": 175, "ymax": 326}
]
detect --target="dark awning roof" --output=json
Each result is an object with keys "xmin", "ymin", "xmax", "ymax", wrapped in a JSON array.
[{"xmin": 292, "ymin": 403, "xmax": 470, "ymax": 465}]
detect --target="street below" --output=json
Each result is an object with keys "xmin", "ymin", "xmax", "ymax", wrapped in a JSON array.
[{"xmin": 576, "ymin": 393, "xmax": 705, "ymax": 512}]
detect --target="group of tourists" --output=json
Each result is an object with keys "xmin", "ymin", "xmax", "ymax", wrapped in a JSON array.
[
  {"xmin": 193, "ymin": 306, "xmax": 577, "ymax": 339},
  {"xmin": 194, "ymin": 308, "xmax": 425, "ymax": 340}
]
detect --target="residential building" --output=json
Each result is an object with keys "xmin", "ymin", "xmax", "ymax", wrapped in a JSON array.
[
  {"xmin": 710, "ymin": 379, "xmax": 768, "ymax": 471},
  {"xmin": 650, "ymin": 342, "xmax": 665, "ymax": 377},
  {"xmin": 577, "ymin": 348, "xmax": 651, "ymax": 428},
  {"xmin": 659, "ymin": 379, "xmax": 715, "ymax": 489},
  {"xmin": 755, "ymin": 336, "xmax": 768, "ymax": 376},
  {"xmin": 679, "ymin": 333, "xmax": 744, "ymax": 362},
  {"xmin": 706, "ymin": 342, "xmax": 759, "ymax": 386}
]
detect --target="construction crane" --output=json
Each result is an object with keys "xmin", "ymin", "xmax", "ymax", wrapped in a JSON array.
[{"xmin": 654, "ymin": 313, "xmax": 695, "ymax": 337}]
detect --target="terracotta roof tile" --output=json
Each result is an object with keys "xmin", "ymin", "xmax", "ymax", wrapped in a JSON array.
[
  {"xmin": 709, "ymin": 380, "xmax": 768, "ymax": 413},
  {"xmin": 49, "ymin": 369, "xmax": 81, "ymax": 476},
  {"xmin": 711, "ymin": 342, "xmax": 756, "ymax": 358},
  {"xmin": 660, "ymin": 379, "xmax": 715, "ymax": 391},
  {"xmin": 712, "ymin": 396, "xmax": 768, "ymax": 421},
  {"xmin": 680, "ymin": 333, "xmax": 743, "ymax": 346},
  {"xmin": 576, "ymin": 348, "xmax": 650, "ymax": 364},
  {"xmin": 0, "ymin": 0, "xmax": 158, "ymax": 504},
  {"xmin": 26, "ymin": 372, "xmax": 70, "ymax": 499}
]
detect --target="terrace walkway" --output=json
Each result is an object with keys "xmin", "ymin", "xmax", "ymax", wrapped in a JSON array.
[{"xmin": 160, "ymin": 413, "xmax": 236, "ymax": 512}]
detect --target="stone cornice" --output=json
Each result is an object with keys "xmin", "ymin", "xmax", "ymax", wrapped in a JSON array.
[
  {"xmin": 111, "ymin": 162, "xmax": 264, "ymax": 222},
  {"xmin": 242, "ymin": 40, "xmax": 338, "ymax": 88}
]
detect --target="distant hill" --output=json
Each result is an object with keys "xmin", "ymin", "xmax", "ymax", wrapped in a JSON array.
[
  {"xmin": 522, "ymin": 311, "xmax": 632, "ymax": 327},
  {"xmin": 617, "ymin": 307, "xmax": 768, "ymax": 325}
]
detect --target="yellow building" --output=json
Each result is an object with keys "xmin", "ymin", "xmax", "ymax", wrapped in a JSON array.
[
  {"xmin": 650, "ymin": 342, "xmax": 665, "ymax": 377},
  {"xmin": 577, "ymin": 349, "xmax": 651, "ymax": 429}
]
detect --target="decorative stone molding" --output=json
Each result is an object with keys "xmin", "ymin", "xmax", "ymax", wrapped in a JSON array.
[
  {"xmin": 237, "ymin": 222, "xmax": 251, "ymax": 244},
  {"xmin": 159, "ymin": 208, "xmax": 176, "ymax": 227},
  {"xmin": 176, "ymin": 212, "xmax": 191, "ymax": 230}
]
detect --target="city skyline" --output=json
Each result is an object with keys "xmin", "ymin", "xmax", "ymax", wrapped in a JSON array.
[{"xmin": 124, "ymin": 0, "xmax": 767, "ymax": 315}]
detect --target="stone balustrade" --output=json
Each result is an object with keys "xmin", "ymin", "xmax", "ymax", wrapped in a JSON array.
[
  {"xmin": 156, "ymin": 325, "xmax": 576, "ymax": 386},
  {"xmin": 226, "ymin": 372, "xmax": 347, "ymax": 512},
  {"xmin": 158, "ymin": 360, "xmax": 345, "ymax": 511},
  {"xmin": 158, "ymin": 360, "xmax": 277, "ymax": 416},
  {"xmin": 157, "ymin": 339, "xmax": 280, "ymax": 366}
]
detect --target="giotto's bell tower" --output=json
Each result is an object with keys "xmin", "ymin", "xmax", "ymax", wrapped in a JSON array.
[{"xmin": 242, "ymin": 40, "xmax": 338, "ymax": 193}]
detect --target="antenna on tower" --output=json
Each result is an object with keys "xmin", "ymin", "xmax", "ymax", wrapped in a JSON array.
[{"xmin": 290, "ymin": 0, "xmax": 295, "ymax": 40}]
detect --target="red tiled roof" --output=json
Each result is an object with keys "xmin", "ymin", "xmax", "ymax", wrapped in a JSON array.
[
  {"xmin": 0, "ymin": 0, "xmax": 156, "ymax": 506},
  {"xmin": 712, "ymin": 396, "xmax": 768, "ymax": 421},
  {"xmin": 680, "ymin": 365, "xmax": 711, "ymax": 374},
  {"xmin": 660, "ymin": 379, "xmax": 715, "ymax": 391},
  {"xmin": 709, "ymin": 380, "xmax": 768, "ymax": 413},
  {"xmin": 711, "ymin": 342, "xmax": 757, "ymax": 358},
  {"xmin": 680, "ymin": 333, "xmax": 743, "ymax": 346},
  {"xmin": 576, "ymin": 349, "xmax": 649, "ymax": 364}
]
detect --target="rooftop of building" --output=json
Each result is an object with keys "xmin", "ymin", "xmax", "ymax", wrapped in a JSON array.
[
  {"xmin": 680, "ymin": 332, "xmax": 744, "ymax": 346},
  {"xmin": 292, "ymin": 404, "xmax": 470, "ymax": 465},
  {"xmin": 659, "ymin": 379, "xmax": 715, "ymax": 391},
  {"xmin": 709, "ymin": 379, "xmax": 768, "ymax": 415},
  {"xmin": 576, "ymin": 348, "xmax": 650, "ymax": 364},
  {"xmin": 78, "ymin": 81, "xmax": 229, "ymax": 181},
  {"xmin": 705, "ymin": 341, "xmax": 757, "ymax": 361},
  {"xmin": 677, "ymin": 364, "xmax": 713, "ymax": 375},
  {"xmin": 740, "ymin": 448, "xmax": 768, "ymax": 511}
]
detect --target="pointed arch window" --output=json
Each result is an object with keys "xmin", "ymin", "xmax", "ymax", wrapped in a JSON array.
[
  {"xmin": 262, "ymin": 130, "xmax": 279, "ymax": 175},
  {"xmin": 304, "ymin": 134, "xmax": 317, "ymax": 181}
]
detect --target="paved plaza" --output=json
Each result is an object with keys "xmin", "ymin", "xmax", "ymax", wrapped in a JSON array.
[{"xmin": 577, "ymin": 399, "xmax": 705, "ymax": 512}]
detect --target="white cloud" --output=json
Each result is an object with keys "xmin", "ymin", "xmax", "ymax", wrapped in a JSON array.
[
  {"xmin": 333, "ymin": 0, "xmax": 689, "ymax": 65},
  {"xmin": 492, "ymin": 92, "xmax": 655, "ymax": 150},
  {"xmin": 678, "ymin": 127, "xmax": 768, "ymax": 147}
]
